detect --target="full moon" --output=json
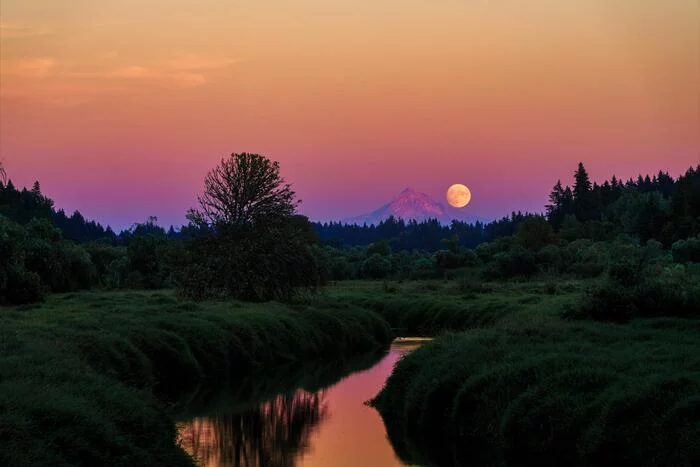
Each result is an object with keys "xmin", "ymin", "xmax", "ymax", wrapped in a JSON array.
[{"xmin": 446, "ymin": 184, "xmax": 472, "ymax": 208}]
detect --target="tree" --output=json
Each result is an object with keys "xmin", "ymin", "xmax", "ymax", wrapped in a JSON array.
[
  {"xmin": 181, "ymin": 152, "xmax": 318, "ymax": 301},
  {"xmin": 573, "ymin": 162, "xmax": 598, "ymax": 222},
  {"xmin": 0, "ymin": 160, "xmax": 6, "ymax": 185},
  {"xmin": 546, "ymin": 180, "xmax": 569, "ymax": 230},
  {"xmin": 189, "ymin": 152, "xmax": 298, "ymax": 227},
  {"xmin": 573, "ymin": 162, "xmax": 592, "ymax": 202},
  {"xmin": 516, "ymin": 216, "xmax": 555, "ymax": 250}
]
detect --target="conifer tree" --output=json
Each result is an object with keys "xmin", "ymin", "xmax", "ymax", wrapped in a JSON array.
[
  {"xmin": 573, "ymin": 163, "xmax": 592, "ymax": 201},
  {"xmin": 573, "ymin": 163, "xmax": 597, "ymax": 222}
]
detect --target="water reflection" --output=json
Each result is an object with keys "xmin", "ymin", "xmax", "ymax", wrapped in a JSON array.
[
  {"xmin": 176, "ymin": 340, "xmax": 422, "ymax": 467},
  {"xmin": 177, "ymin": 391, "xmax": 327, "ymax": 467}
]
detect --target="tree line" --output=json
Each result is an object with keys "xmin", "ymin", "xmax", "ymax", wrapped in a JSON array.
[
  {"xmin": 547, "ymin": 163, "xmax": 700, "ymax": 244},
  {"xmin": 314, "ymin": 212, "xmax": 536, "ymax": 252},
  {"xmin": 1, "ymin": 157, "xmax": 699, "ymax": 311}
]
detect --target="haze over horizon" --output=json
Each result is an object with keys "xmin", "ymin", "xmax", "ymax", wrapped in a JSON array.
[{"xmin": 1, "ymin": 0, "xmax": 698, "ymax": 230}]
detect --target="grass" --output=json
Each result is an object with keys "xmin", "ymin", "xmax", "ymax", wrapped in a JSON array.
[
  {"xmin": 319, "ymin": 278, "xmax": 700, "ymax": 466},
  {"xmin": 371, "ymin": 319, "xmax": 700, "ymax": 467},
  {"xmin": 0, "ymin": 290, "xmax": 392, "ymax": 466},
  {"xmin": 5, "ymin": 277, "xmax": 696, "ymax": 466},
  {"xmin": 318, "ymin": 278, "xmax": 586, "ymax": 335}
]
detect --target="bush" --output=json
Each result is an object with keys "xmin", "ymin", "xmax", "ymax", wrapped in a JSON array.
[
  {"xmin": 84, "ymin": 242, "xmax": 127, "ymax": 285},
  {"xmin": 0, "ymin": 216, "xmax": 97, "ymax": 304},
  {"xmin": 567, "ymin": 242, "xmax": 700, "ymax": 322},
  {"xmin": 179, "ymin": 218, "xmax": 320, "ymax": 302},
  {"xmin": 360, "ymin": 253, "xmax": 392, "ymax": 279},
  {"xmin": 372, "ymin": 324, "xmax": 700, "ymax": 466},
  {"xmin": 434, "ymin": 249, "xmax": 463, "ymax": 270},
  {"xmin": 2, "ymin": 265, "xmax": 44, "ymax": 304},
  {"xmin": 484, "ymin": 246, "xmax": 537, "ymax": 279},
  {"xmin": 672, "ymin": 236, "xmax": 700, "ymax": 264}
]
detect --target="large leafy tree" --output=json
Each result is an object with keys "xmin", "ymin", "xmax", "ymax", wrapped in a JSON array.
[
  {"xmin": 182, "ymin": 152, "xmax": 318, "ymax": 301},
  {"xmin": 188, "ymin": 152, "xmax": 298, "ymax": 227}
]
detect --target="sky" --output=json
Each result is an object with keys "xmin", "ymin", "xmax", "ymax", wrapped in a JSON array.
[{"xmin": 1, "ymin": 0, "xmax": 698, "ymax": 230}]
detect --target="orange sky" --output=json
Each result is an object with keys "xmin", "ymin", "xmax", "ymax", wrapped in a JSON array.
[{"xmin": 1, "ymin": 0, "xmax": 698, "ymax": 228}]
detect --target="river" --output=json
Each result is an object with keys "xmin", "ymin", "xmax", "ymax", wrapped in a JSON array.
[{"xmin": 174, "ymin": 339, "xmax": 425, "ymax": 467}]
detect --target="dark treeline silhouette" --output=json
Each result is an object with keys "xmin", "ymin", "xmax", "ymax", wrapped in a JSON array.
[
  {"xmin": 2, "ymin": 161, "xmax": 699, "ymax": 307},
  {"xmin": 547, "ymin": 163, "xmax": 700, "ymax": 245},
  {"xmin": 313, "ymin": 213, "xmax": 535, "ymax": 251},
  {"xmin": 0, "ymin": 180, "xmax": 116, "ymax": 242},
  {"xmin": 314, "ymin": 163, "xmax": 700, "ymax": 251}
]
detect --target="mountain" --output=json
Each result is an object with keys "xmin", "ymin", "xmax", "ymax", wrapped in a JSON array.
[{"xmin": 344, "ymin": 187, "xmax": 448, "ymax": 225}]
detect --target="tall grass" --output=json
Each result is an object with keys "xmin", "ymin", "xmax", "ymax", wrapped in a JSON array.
[
  {"xmin": 321, "ymin": 279, "xmax": 583, "ymax": 335},
  {"xmin": 372, "ymin": 319, "xmax": 700, "ymax": 466},
  {"xmin": 0, "ymin": 291, "xmax": 392, "ymax": 466}
]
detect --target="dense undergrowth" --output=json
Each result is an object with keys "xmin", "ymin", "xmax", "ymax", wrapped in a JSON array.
[
  {"xmin": 372, "ymin": 321, "xmax": 700, "ymax": 467},
  {"xmin": 321, "ymin": 279, "xmax": 584, "ymax": 335},
  {"xmin": 0, "ymin": 291, "xmax": 392, "ymax": 466}
]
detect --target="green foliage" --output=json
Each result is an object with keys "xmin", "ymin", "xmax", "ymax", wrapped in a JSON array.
[
  {"xmin": 484, "ymin": 245, "xmax": 537, "ymax": 279},
  {"xmin": 372, "ymin": 322, "xmax": 700, "ymax": 466},
  {"xmin": 360, "ymin": 253, "xmax": 392, "ymax": 279},
  {"xmin": 179, "ymin": 216, "xmax": 319, "ymax": 301},
  {"xmin": 548, "ymin": 164, "xmax": 700, "ymax": 244},
  {"xmin": 568, "ymin": 241, "xmax": 700, "ymax": 322},
  {"xmin": 189, "ymin": 152, "xmax": 297, "ymax": 227},
  {"xmin": 515, "ymin": 216, "xmax": 554, "ymax": 250},
  {"xmin": 367, "ymin": 240, "xmax": 391, "ymax": 257},
  {"xmin": 672, "ymin": 236, "xmax": 700, "ymax": 264},
  {"xmin": 434, "ymin": 249, "xmax": 463, "ymax": 270},
  {"xmin": 83, "ymin": 241, "xmax": 127, "ymax": 285},
  {"xmin": 0, "ymin": 291, "xmax": 392, "ymax": 466},
  {"xmin": 321, "ymin": 279, "xmax": 577, "ymax": 336},
  {"xmin": 182, "ymin": 154, "xmax": 318, "ymax": 301},
  {"xmin": 0, "ymin": 216, "xmax": 99, "ymax": 304}
]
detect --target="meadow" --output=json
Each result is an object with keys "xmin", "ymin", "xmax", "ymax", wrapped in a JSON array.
[
  {"xmin": 2, "ymin": 275, "xmax": 699, "ymax": 466},
  {"xmin": 0, "ymin": 291, "xmax": 392, "ymax": 466}
]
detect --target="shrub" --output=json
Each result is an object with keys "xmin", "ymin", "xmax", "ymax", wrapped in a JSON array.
[
  {"xmin": 360, "ymin": 253, "xmax": 392, "ymax": 279},
  {"xmin": 484, "ymin": 246, "xmax": 537, "ymax": 279},
  {"xmin": 672, "ymin": 236, "xmax": 700, "ymax": 264}
]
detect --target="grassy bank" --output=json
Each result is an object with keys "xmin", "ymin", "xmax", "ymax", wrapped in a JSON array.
[
  {"xmin": 320, "ymin": 278, "xmax": 585, "ymax": 335},
  {"xmin": 0, "ymin": 291, "xmax": 392, "ymax": 466},
  {"xmin": 372, "ymin": 319, "xmax": 700, "ymax": 467}
]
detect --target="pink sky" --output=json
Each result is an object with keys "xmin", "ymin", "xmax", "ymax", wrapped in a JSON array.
[{"xmin": 1, "ymin": 0, "xmax": 698, "ymax": 229}]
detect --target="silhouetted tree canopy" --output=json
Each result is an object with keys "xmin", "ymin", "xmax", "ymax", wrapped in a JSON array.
[
  {"xmin": 188, "ymin": 152, "xmax": 298, "ymax": 228},
  {"xmin": 180, "ymin": 153, "xmax": 318, "ymax": 301}
]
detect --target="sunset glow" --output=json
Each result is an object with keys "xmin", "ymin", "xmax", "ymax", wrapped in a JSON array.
[{"xmin": 1, "ymin": 0, "xmax": 698, "ymax": 228}]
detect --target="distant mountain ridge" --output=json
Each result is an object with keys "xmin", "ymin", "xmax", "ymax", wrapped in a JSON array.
[{"xmin": 343, "ymin": 187, "xmax": 448, "ymax": 225}]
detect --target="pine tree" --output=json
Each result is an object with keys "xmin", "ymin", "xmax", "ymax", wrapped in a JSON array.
[
  {"xmin": 546, "ymin": 180, "xmax": 567, "ymax": 229},
  {"xmin": 573, "ymin": 163, "xmax": 597, "ymax": 222},
  {"xmin": 573, "ymin": 163, "xmax": 592, "ymax": 201}
]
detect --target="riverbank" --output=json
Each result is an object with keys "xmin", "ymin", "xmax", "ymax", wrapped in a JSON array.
[
  {"xmin": 0, "ymin": 291, "xmax": 392, "ymax": 466},
  {"xmin": 371, "ymin": 317, "xmax": 700, "ymax": 466}
]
